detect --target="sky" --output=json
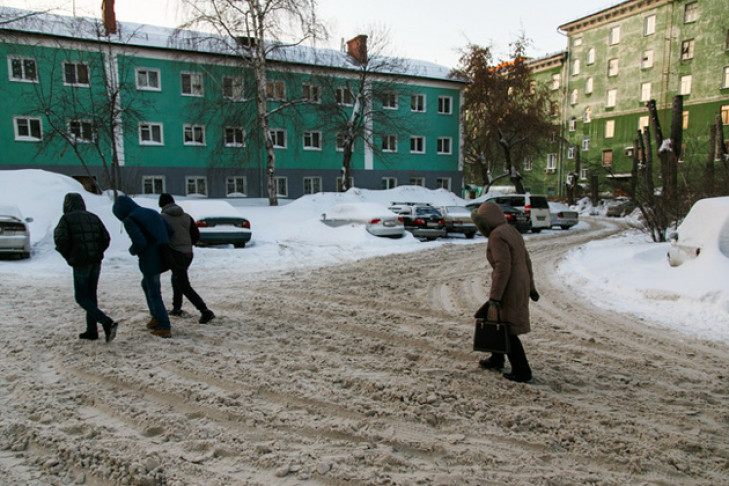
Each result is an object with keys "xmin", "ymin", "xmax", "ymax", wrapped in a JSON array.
[
  {"xmin": 0, "ymin": 0, "xmax": 617, "ymax": 67},
  {"xmin": 1, "ymin": 169, "xmax": 728, "ymax": 345}
]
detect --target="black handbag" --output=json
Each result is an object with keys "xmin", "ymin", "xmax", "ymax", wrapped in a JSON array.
[{"xmin": 473, "ymin": 302, "xmax": 511, "ymax": 354}]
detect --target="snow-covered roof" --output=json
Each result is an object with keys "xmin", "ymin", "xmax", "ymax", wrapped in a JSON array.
[{"xmin": 0, "ymin": 6, "xmax": 459, "ymax": 82}]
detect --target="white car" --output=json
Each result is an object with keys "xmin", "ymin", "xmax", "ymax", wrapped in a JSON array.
[
  {"xmin": 668, "ymin": 197, "xmax": 729, "ymax": 266},
  {"xmin": 0, "ymin": 204, "xmax": 32, "ymax": 259},
  {"xmin": 178, "ymin": 200, "xmax": 252, "ymax": 248},
  {"xmin": 321, "ymin": 202, "xmax": 405, "ymax": 238}
]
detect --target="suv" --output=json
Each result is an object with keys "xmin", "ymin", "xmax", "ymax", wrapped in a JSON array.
[
  {"xmin": 437, "ymin": 205, "xmax": 478, "ymax": 239},
  {"xmin": 483, "ymin": 194, "xmax": 551, "ymax": 233},
  {"xmin": 388, "ymin": 202, "xmax": 446, "ymax": 241}
]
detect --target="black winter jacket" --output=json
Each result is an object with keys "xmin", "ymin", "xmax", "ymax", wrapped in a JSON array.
[{"xmin": 54, "ymin": 193, "xmax": 110, "ymax": 267}]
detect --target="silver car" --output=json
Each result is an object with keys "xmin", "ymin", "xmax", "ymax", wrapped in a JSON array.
[
  {"xmin": 549, "ymin": 202, "xmax": 579, "ymax": 230},
  {"xmin": 0, "ymin": 204, "xmax": 32, "ymax": 259},
  {"xmin": 321, "ymin": 202, "xmax": 405, "ymax": 238},
  {"xmin": 438, "ymin": 205, "xmax": 478, "ymax": 238}
]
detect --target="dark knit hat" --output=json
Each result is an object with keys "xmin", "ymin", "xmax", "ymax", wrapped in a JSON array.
[{"xmin": 158, "ymin": 193, "xmax": 175, "ymax": 208}]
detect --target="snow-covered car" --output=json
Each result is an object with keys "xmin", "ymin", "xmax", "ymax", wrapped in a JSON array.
[
  {"xmin": 605, "ymin": 197, "xmax": 636, "ymax": 217},
  {"xmin": 388, "ymin": 202, "xmax": 446, "ymax": 241},
  {"xmin": 178, "ymin": 200, "xmax": 251, "ymax": 248},
  {"xmin": 549, "ymin": 202, "xmax": 579, "ymax": 230},
  {"xmin": 668, "ymin": 197, "xmax": 729, "ymax": 267},
  {"xmin": 321, "ymin": 202, "xmax": 405, "ymax": 238},
  {"xmin": 0, "ymin": 204, "xmax": 32, "ymax": 259},
  {"xmin": 437, "ymin": 206, "xmax": 478, "ymax": 238}
]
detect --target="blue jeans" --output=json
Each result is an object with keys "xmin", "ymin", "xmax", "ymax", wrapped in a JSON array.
[
  {"xmin": 73, "ymin": 264, "xmax": 112, "ymax": 334},
  {"xmin": 141, "ymin": 273, "xmax": 170, "ymax": 330}
]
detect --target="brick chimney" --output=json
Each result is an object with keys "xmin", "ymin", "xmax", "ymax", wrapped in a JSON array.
[{"xmin": 346, "ymin": 35, "xmax": 368, "ymax": 64}]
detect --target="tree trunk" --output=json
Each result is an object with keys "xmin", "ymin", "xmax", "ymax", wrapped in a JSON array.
[{"xmin": 707, "ymin": 124, "xmax": 716, "ymax": 197}]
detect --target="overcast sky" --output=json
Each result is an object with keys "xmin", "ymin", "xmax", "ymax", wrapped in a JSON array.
[{"xmin": 1, "ymin": 0, "xmax": 617, "ymax": 67}]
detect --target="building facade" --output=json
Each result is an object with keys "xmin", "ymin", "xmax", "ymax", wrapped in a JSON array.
[{"xmin": 0, "ymin": 7, "xmax": 464, "ymax": 199}]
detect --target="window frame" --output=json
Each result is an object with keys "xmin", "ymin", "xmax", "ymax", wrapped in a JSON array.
[
  {"xmin": 681, "ymin": 39, "xmax": 695, "ymax": 61},
  {"xmin": 142, "ymin": 175, "xmax": 165, "ymax": 195},
  {"xmin": 410, "ymin": 93, "xmax": 426, "ymax": 113},
  {"xmin": 183, "ymin": 124, "xmax": 206, "ymax": 146},
  {"xmin": 266, "ymin": 80, "xmax": 286, "ymax": 101},
  {"xmin": 68, "ymin": 118, "xmax": 94, "ymax": 143},
  {"xmin": 582, "ymin": 136, "xmax": 590, "ymax": 151},
  {"xmin": 640, "ymin": 82, "xmax": 652, "ymax": 102},
  {"xmin": 382, "ymin": 92, "xmax": 398, "ymax": 110},
  {"xmin": 303, "ymin": 130, "xmax": 322, "ymax": 151},
  {"xmin": 382, "ymin": 134, "xmax": 397, "ymax": 153},
  {"xmin": 222, "ymin": 75, "xmax": 245, "ymax": 100},
  {"xmin": 586, "ymin": 47, "xmax": 596, "ymax": 65},
  {"xmin": 224, "ymin": 126, "xmax": 246, "ymax": 148},
  {"xmin": 437, "ymin": 96, "xmax": 453, "ymax": 115},
  {"xmin": 226, "ymin": 176, "xmax": 247, "ymax": 197},
  {"xmin": 8, "ymin": 56, "xmax": 38, "ymax": 83},
  {"xmin": 641, "ymin": 50, "xmax": 654, "ymax": 69},
  {"xmin": 602, "ymin": 150, "xmax": 613, "ymax": 167},
  {"xmin": 644, "ymin": 14, "xmax": 656, "ymax": 36},
  {"xmin": 186, "ymin": 176, "xmax": 208, "ymax": 197},
  {"xmin": 679, "ymin": 74, "xmax": 692, "ymax": 95},
  {"xmin": 336, "ymin": 86, "xmax": 354, "ymax": 106},
  {"xmin": 301, "ymin": 83, "xmax": 321, "ymax": 103},
  {"xmin": 180, "ymin": 71, "xmax": 204, "ymax": 97},
  {"xmin": 270, "ymin": 128, "xmax": 287, "ymax": 149},
  {"xmin": 546, "ymin": 153, "xmax": 557, "ymax": 172},
  {"xmin": 275, "ymin": 176, "xmax": 288, "ymax": 197},
  {"xmin": 723, "ymin": 67, "xmax": 729, "ymax": 89},
  {"xmin": 303, "ymin": 176, "xmax": 322, "ymax": 195},
  {"xmin": 13, "ymin": 116, "xmax": 42, "ymax": 142},
  {"xmin": 607, "ymin": 58, "xmax": 619, "ymax": 76},
  {"xmin": 63, "ymin": 61, "xmax": 90, "ymax": 87},
  {"xmin": 436, "ymin": 137, "xmax": 452, "ymax": 155},
  {"xmin": 410, "ymin": 135, "xmax": 425, "ymax": 154},
  {"xmin": 139, "ymin": 122, "xmax": 164, "ymax": 146},
  {"xmin": 604, "ymin": 119, "xmax": 615, "ymax": 139},
  {"xmin": 684, "ymin": 2, "xmax": 698, "ymax": 23},
  {"xmin": 381, "ymin": 177, "xmax": 397, "ymax": 190},
  {"xmin": 609, "ymin": 25, "xmax": 621, "ymax": 45},
  {"xmin": 135, "ymin": 67, "xmax": 161, "ymax": 91},
  {"xmin": 571, "ymin": 59, "xmax": 580, "ymax": 76},
  {"xmin": 585, "ymin": 77, "xmax": 594, "ymax": 94},
  {"xmin": 436, "ymin": 178, "xmax": 451, "ymax": 191}
]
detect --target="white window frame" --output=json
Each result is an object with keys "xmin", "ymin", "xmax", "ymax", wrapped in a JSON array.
[
  {"xmin": 546, "ymin": 154, "xmax": 557, "ymax": 172},
  {"xmin": 410, "ymin": 177, "xmax": 425, "ymax": 186},
  {"xmin": 139, "ymin": 122, "xmax": 164, "ymax": 146},
  {"xmin": 723, "ymin": 67, "xmax": 729, "ymax": 89},
  {"xmin": 640, "ymin": 82, "xmax": 652, "ymax": 102},
  {"xmin": 303, "ymin": 176, "xmax": 322, "ymax": 195},
  {"xmin": 381, "ymin": 177, "xmax": 397, "ymax": 189},
  {"xmin": 436, "ymin": 178, "xmax": 451, "ymax": 190},
  {"xmin": 567, "ymin": 146, "xmax": 575, "ymax": 159},
  {"xmin": 222, "ymin": 75, "xmax": 245, "ymax": 100},
  {"xmin": 551, "ymin": 74, "xmax": 560, "ymax": 90},
  {"xmin": 437, "ymin": 137, "xmax": 452, "ymax": 155},
  {"xmin": 303, "ymin": 130, "xmax": 322, "ymax": 151},
  {"xmin": 183, "ymin": 124, "xmax": 206, "ymax": 146},
  {"xmin": 523, "ymin": 157, "xmax": 533, "ymax": 171},
  {"xmin": 681, "ymin": 39, "xmax": 695, "ymax": 61},
  {"xmin": 411, "ymin": 94, "xmax": 426, "ymax": 113},
  {"xmin": 644, "ymin": 14, "xmax": 656, "ymax": 35},
  {"xmin": 586, "ymin": 47, "xmax": 596, "ymax": 65},
  {"xmin": 335, "ymin": 132, "xmax": 346, "ymax": 152},
  {"xmin": 608, "ymin": 58, "xmax": 619, "ymax": 76},
  {"xmin": 270, "ymin": 128, "xmax": 287, "ymax": 149},
  {"xmin": 568, "ymin": 118, "xmax": 577, "ymax": 132},
  {"xmin": 437, "ymin": 96, "xmax": 452, "ymax": 114},
  {"xmin": 180, "ymin": 71, "xmax": 204, "ymax": 97},
  {"xmin": 336, "ymin": 86, "xmax": 354, "ymax": 106},
  {"xmin": 639, "ymin": 116, "xmax": 650, "ymax": 131},
  {"xmin": 570, "ymin": 89, "xmax": 578, "ymax": 105},
  {"xmin": 641, "ymin": 50, "xmax": 654, "ymax": 69},
  {"xmin": 8, "ymin": 56, "xmax": 38, "ymax": 83},
  {"xmin": 410, "ymin": 136, "xmax": 425, "ymax": 154},
  {"xmin": 583, "ymin": 107, "xmax": 592, "ymax": 123},
  {"xmin": 63, "ymin": 61, "xmax": 90, "ymax": 87},
  {"xmin": 136, "ymin": 68, "xmax": 160, "ymax": 91},
  {"xmin": 266, "ymin": 80, "xmax": 286, "ymax": 101},
  {"xmin": 68, "ymin": 119, "xmax": 94, "ymax": 143},
  {"xmin": 275, "ymin": 176, "xmax": 288, "ymax": 197},
  {"xmin": 382, "ymin": 92, "xmax": 398, "ymax": 110},
  {"xmin": 605, "ymin": 119, "xmax": 615, "ymax": 139},
  {"xmin": 224, "ymin": 126, "xmax": 246, "ymax": 147},
  {"xmin": 609, "ymin": 25, "xmax": 621, "ymax": 45},
  {"xmin": 301, "ymin": 83, "xmax": 321, "ymax": 103},
  {"xmin": 684, "ymin": 2, "xmax": 698, "ymax": 23},
  {"xmin": 226, "ymin": 176, "xmax": 247, "ymax": 197},
  {"xmin": 142, "ymin": 176, "xmax": 165, "ymax": 195},
  {"xmin": 582, "ymin": 136, "xmax": 590, "ymax": 151},
  {"xmin": 571, "ymin": 59, "xmax": 580, "ymax": 76},
  {"xmin": 382, "ymin": 134, "xmax": 397, "ymax": 153},
  {"xmin": 683, "ymin": 110, "xmax": 690, "ymax": 130},
  {"xmin": 573, "ymin": 37, "xmax": 583, "ymax": 47},
  {"xmin": 13, "ymin": 116, "xmax": 42, "ymax": 141},
  {"xmin": 585, "ymin": 77, "xmax": 594, "ymax": 94},
  {"xmin": 186, "ymin": 176, "xmax": 207, "ymax": 197},
  {"xmin": 679, "ymin": 75, "xmax": 692, "ymax": 95}
]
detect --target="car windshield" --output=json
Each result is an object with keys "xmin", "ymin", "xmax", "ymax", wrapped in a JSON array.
[{"xmin": 416, "ymin": 207, "xmax": 441, "ymax": 217}]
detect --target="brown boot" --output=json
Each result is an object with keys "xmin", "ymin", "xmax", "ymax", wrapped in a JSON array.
[
  {"xmin": 150, "ymin": 327, "xmax": 171, "ymax": 339},
  {"xmin": 146, "ymin": 317, "xmax": 159, "ymax": 329}
]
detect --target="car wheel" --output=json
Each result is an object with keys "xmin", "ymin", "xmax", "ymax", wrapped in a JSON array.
[
  {"xmin": 466, "ymin": 232, "xmax": 476, "ymax": 239},
  {"xmin": 560, "ymin": 225, "xmax": 571, "ymax": 230},
  {"xmin": 233, "ymin": 242, "xmax": 246, "ymax": 248},
  {"xmin": 531, "ymin": 228, "xmax": 542, "ymax": 233}
]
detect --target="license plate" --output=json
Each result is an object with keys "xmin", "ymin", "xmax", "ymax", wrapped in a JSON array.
[
  {"xmin": 427, "ymin": 222, "xmax": 439, "ymax": 228},
  {"xmin": 537, "ymin": 216, "xmax": 545, "ymax": 221},
  {"xmin": 383, "ymin": 221, "xmax": 395, "ymax": 227}
]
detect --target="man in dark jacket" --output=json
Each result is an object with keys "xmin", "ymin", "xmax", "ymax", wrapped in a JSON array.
[
  {"xmin": 54, "ymin": 193, "xmax": 118, "ymax": 342},
  {"xmin": 112, "ymin": 195, "xmax": 174, "ymax": 338},
  {"xmin": 158, "ymin": 193, "xmax": 215, "ymax": 324}
]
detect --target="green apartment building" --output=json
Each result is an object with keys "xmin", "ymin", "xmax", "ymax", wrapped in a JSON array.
[
  {"xmin": 530, "ymin": 0, "xmax": 729, "ymax": 198},
  {"xmin": 0, "ymin": 7, "xmax": 464, "ymax": 199}
]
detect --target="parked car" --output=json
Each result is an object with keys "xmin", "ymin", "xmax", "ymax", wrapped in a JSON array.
[
  {"xmin": 437, "ymin": 205, "xmax": 478, "ymax": 238},
  {"xmin": 498, "ymin": 204, "xmax": 532, "ymax": 234},
  {"xmin": 388, "ymin": 202, "xmax": 446, "ymax": 241},
  {"xmin": 321, "ymin": 202, "xmax": 405, "ymax": 238},
  {"xmin": 470, "ymin": 194, "xmax": 551, "ymax": 233},
  {"xmin": 178, "ymin": 200, "xmax": 251, "ymax": 248},
  {"xmin": 605, "ymin": 197, "xmax": 637, "ymax": 217},
  {"xmin": 0, "ymin": 204, "xmax": 32, "ymax": 259},
  {"xmin": 668, "ymin": 196, "xmax": 729, "ymax": 266},
  {"xmin": 549, "ymin": 202, "xmax": 579, "ymax": 230}
]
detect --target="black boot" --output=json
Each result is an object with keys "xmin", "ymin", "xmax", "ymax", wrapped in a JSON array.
[
  {"xmin": 504, "ymin": 335, "xmax": 532, "ymax": 382},
  {"xmin": 479, "ymin": 353, "xmax": 505, "ymax": 370}
]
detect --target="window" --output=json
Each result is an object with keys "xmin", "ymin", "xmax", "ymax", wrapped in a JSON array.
[
  {"xmin": 336, "ymin": 86, "xmax": 354, "ymax": 105},
  {"xmin": 410, "ymin": 136, "xmax": 425, "ymax": 154},
  {"xmin": 270, "ymin": 129, "xmax": 286, "ymax": 149},
  {"xmin": 382, "ymin": 134, "xmax": 397, "ymax": 153},
  {"xmin": 679, "ymin": 75, "xmax": 692, "ymax": 95},
  {"xmin": 301, "ymin": 83, "xmax": 320, "ymax": 103},
  {"xmin": 222, "ymin": 76, "xmax": 245, "ymax": 100},
  {"xmin": 523, "ymin": 157, "xmax": 533, "ymax": 171},
  {"xmin": 573, "ymin": 37, "xmax": 583, "ymax": 47},
  {"xmin": 639, "ymin": 116, "xmax": 650, "ymax": 130},
  {"xmin": 683, "ymin": 110, "xmax": 690, "ymax": 130},
  {"xmin": 641, "ymin": 50, "xmax": 654, "ymax": 69},
  {"xmin": 139, "ymin": 122, "xmax": 163, "ymax": 145},
  {"xmin": 13, "ymin": 116, "xmax": 42, "ymax": 141},
  {"xmin": 303, "ymin": 177, "xmax": 322, "ymax": 195},
  {"xmin": 69, "ymin": 119, "xmax": 94, "ymax": 143},
  {"xmin": 63, "ymin": 61, "xmax": 89, "ymax": 86},
  {"xmin": 571, "ymin": 59, "xmax": 580, "ymax": 76},
  {"xmin": 181, "ymin": 72, "xmax": 203, "ymax": 96},
  {"xmin": 183, "ymin": 124, "xmax": 205, "ymax": 146},
  {"xmin": 226, "ymin": 176, "xmax": 247, "ymax": 197},
  {"xmin": 606, "ymin": 88, "xmax": 617, "ymax": 108},
  {"xmin": 721, "ymin": 105, "xmax": 729, "ymax": 125},
  {"xmin": 8, "ymin": 57, "xmax": 37, "ymax": 82},
  {"xmin": 438, "ymin": 96, "xmax": 452, "ymax": 114},
  {"xmin": 186, "ymin": 177, "xmax": 207, "ymax": 196},
  {"xmin": 609, "ymin": 25, "xmax": 621, "ymax": 45},
  {"xmin": 436, "ymin": 178, "xmax": 451, "ymax": 190},
  {"xmin": 644, "ymin": 14, "xmax": 656, "ymax": 35},
  {"xmin": 382, "ymin": 92, "xmax": 398, "ymax": 109},
  {"xmin": 550, "ymin": 101, "xmax": 560, "ymax": 118},
  {"xmin": 142, "ymin": 176, "xmax": 165, "ymax": 194},
  {"xmin": 224, "ymin": 127, "xmax": 245, "ymax": 147},
  {"xmin": 275, "ymin": 177, "xmax": 288, "ymax": 197},
  {"xmin": 640, "ymin": 82, "xmax": 652, "ymax": 102},
  {"xmin": 266, "ymin": 80, "xmax": 286, "ymax": 101},
  {"xmin": 681, "ymin": 39, "xmax": 695, "ymax": 61},
  {"xmin": 586, "ymin": 47, "xmax": 596, "ymax": 65},
  {"xmin": 608, "ymin": 58, "xmax": 619, "ymax": 76},
  {"xmin": 411, "ymin": 94, "xmax": 425, "ymax": 112},
  {"xmin": 136, "ymin": 68, "xmax": 160, "ymax": 91},
  {"xmin": 723, "ymin": 67, "xmax": 729, "ymax": 88},
  {"xmin": 602, "ymin": 150, "xmax": 613, "ymax": 167},
  {"xmin": 585, "ymin": 77, "xmax": 594, "ymax": 94},
  {"xmin": 381, "ymin": 177, "xmax": 397, "ymax": 189},
  {"xmin": 582, "ymin": 136, "xmax": 590, "ymax": 151},
  {"xmin": 684, "ymin": 2, "xmax": 698, "ymax": 23},
  {"xmin": 546, "ymin": 154, "xmax": 557, "ymax": 172},
  {"xmin": 568, "ymin": 117, "xmax": 577, "ymax": 132},
  {"xmin": 570, "ymin": 89, "xmax": 578, "ymax": 105},
  {"xmin": 583, "ymin": 107, "xmax": 592, "ymax": 123},
  {"xmin": 551, "ymin": 74, "xmax": 560, "ymax": 90},
  {"xmin": 303, "ymin": 131, "xmax": 322, "ymax": 150},
  {"xmin": 437, "ymin": 137, "xmax": 452, "ymax": 155},
  {"xmin": 567, "ymin": 146, "xmax": 575, "ymax": 159},
  {"xmin": 605, "ymin": 119, "xmax": 615, "ymax": 138},
  {"xmin": 335, "ymin": 133, "xmax": 346, "ymax": 152},
  {"xmin": 410, "ymin": 177, "xmax": 425, "ymax": 186}
]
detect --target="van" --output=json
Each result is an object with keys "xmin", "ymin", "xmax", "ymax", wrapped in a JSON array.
[{"xmin": 483, "ymin": 194, "xmax": 551, "ymax": 233}]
